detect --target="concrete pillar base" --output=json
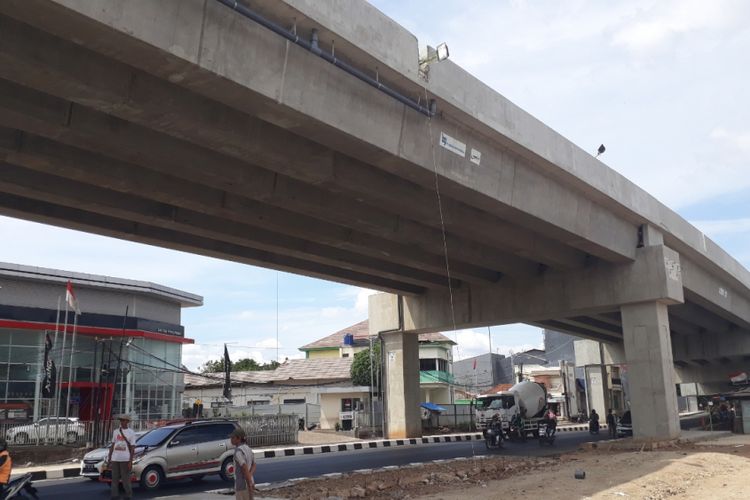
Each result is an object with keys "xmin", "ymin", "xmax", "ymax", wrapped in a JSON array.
[
  {"xmin": 382, "ymin": 331, "xmax": 421, "ymax": 438},
  {"xmin": 621, "ymin": 301, "xmax": 680, "ymax": 440}
]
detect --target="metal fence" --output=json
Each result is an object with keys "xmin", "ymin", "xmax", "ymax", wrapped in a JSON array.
[
  {"xmin": 235, "ymin": 414, "xmax": 298, "ymax": 447},
  {"xmin": 3, "ymin": 413, "xmax": 299, "ymax": 448},
  {"xmin": 421, "ymin": 404, "xmax": 475, "ymax": 432}
]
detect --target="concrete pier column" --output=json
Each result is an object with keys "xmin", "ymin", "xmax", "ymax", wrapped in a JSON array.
[
  {"xmin": 621, "ymin": 301, "xmax": 680, "ymax": 439},
  {"xmin": 382, "ymin": 331, "xmax": 421, "ymax": 438},
  {"xmin": 584, "ymin": 365, "xmax": 609, "ymax": 416}
]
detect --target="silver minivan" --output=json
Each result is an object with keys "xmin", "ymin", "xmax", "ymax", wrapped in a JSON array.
[{"xmin": 102, "ymin": 420, "xmax": 240, "ymax": 490}]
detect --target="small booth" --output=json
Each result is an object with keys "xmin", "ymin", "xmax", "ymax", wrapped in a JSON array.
[{"xmin": 420, "ymin": 402, "xmax": 446, "ymax": 430}]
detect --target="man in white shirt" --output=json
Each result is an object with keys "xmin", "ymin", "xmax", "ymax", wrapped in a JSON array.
[
  {"xmin": 107, "ymin": 414, "xmax": 136, "ymax": 500},
  {"xmin": 230, "ymin": 428, "xmax": 256, "ymax": 500}
]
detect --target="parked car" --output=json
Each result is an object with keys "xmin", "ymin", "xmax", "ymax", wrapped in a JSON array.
[
  {"xmin": 616, "ymin": 410, "xmax": 633, "ymax": 437},
  {"xmin": 101, "ymin": 419, "xmax": 241, "ymax": 490},
  {"xmin": 81, "ymin": 430, "xmax": 148, "ymax": 480},
  {"xmin": 6, "ymin": 417, "xmax": 85, "ymax": 445}
]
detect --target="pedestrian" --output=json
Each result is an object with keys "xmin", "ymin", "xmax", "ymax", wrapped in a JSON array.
[
  {"xmin": 0, "ymin": 439, "xmax": 11, "ymax": 495},
  {"xmin": 107, "ymin": 414, "xmax": 135, "ymax": 500},
  {"xmin": 607, "ymin": 409, "xmax": 617, "ymax": 438},
  {"xmin": 230, "ymin": 427, "xmax": 256, "ymax": 500}
]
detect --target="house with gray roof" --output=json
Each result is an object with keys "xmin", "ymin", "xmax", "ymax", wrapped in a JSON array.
[{"xmin": 184, "ymin": 320, "xmax": 457, "ymax": 429}]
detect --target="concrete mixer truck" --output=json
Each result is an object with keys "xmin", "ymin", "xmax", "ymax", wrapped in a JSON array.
[{"xmin": 474, "ymin": 380, "xmax": 548, "ymax": 439}]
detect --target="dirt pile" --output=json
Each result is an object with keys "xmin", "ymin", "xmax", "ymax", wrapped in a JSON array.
[
  {"xmin": 259, "ymin": 441, "xmax": 750, "ymax": 499},
  {"xmin": 263, "ymin": 456, "xmax": 555, "ymax": 499}
]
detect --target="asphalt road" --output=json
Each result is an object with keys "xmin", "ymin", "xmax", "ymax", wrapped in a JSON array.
[{"xmin": 31, "ymin": 430, "xmax": 609, "ymax": 499}]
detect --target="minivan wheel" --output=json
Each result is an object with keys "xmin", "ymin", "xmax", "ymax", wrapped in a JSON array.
[
  {"xmin": 219, "ymin": 457, "xmax": 235, "ymax": 482},
  {"xmin": 140, "ymin": 465, "xmax": 164, "ymax": 490}
]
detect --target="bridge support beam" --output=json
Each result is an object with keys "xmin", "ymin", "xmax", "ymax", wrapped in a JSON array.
[
  {"xmin": 381, "ymin": 331, "xmax": 422, "ymax": 439},
  {"xmin": 621, "ymin": 301, "xmax": 680, "ymax": 440}
]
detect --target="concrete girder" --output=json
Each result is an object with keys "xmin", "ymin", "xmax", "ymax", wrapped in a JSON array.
[
  {"xmin": 680, "ymin": 257, "xmax": 750, "ymax": 330},
  {"xmin": 666, "ymin": 314, "xmax": 702, "ymax": 336},
  {"xmin": 588, "ymin": 313, "xmax": 623, "ymax": 328},
  {"xmin": 0, "ymin": 92, "xmax": 547, "ymax": 285},
  {"xmin": 0, "ymin": 162, "xmax": 461, "ymax": 291},
  {"xmin": 529, "ymin": 320, "xmax": 620, "ymax": 344},
  {"xmin": 0, "ymin": 127, "xmax": 503, "ymax": 285},
  {"xmin": 0, "ymin": 10, "xmax": 636, "ymax": 266},
  {"xmin": 669, "ymin": 302, "xmax": 735, "ymax": 335},
  {"xmin": 672, "ymin": 328, "xmax": 750, "ymax": 364},
  {"xmin": 0, "ymin": 25, "xmax": 591, "ymax": 276},
  {"xmin": 557, "ymin": 317, "xmax": 623, "ymax": 339},
  {"xmin": 370, "ymin": 245, "xmax": 684, "ymax": 335},
  {"xmin": 0, "ymin": 192, "xmax": 425, "ymax": 295}
]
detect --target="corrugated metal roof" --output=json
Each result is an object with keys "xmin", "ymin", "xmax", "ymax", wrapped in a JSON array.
[
  {"xmin": 184, "ymin": 357, "xmax": 354, "ymax": 387},
  {"xmin": 299, "ymin": 320, "xmax": 456, "ymax": 350}
]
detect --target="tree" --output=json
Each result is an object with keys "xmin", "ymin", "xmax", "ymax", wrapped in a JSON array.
[
  {"xmin": 199, "ymin": 357, "xmax": 281, "ymax": 373},
  {"xmin": 198, "ymin": 359, "xmax": 225, "ymax": 373},
  {"xmin": 350, "ymin": 342, "xmax": 381, "ymax": 388}
]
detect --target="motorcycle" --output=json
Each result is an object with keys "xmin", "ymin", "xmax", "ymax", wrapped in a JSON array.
[
  {"xmin": 538, "ymin": 421, "xmax": 556, "ymax": 446},
  {"xmin": 484, "ymin": 420, "xmax": 504, "ymax": 449},
  {"xmin": 589, "ymin": 419, "xmax": 600, "ymax": 435},
  {"xmin": 1, "ymin": 473, "xmax": 39, "ymax": 499}
]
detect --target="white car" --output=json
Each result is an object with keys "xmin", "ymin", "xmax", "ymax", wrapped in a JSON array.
[
  {"xmin": 81, "ymin": 430, "xmax": 148, "ymax": 480},
  {"xmin": 6, "ymin": 417, "xmax": 85, "ymax": 445}
]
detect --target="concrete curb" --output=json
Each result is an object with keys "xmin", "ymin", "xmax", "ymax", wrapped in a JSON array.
[
  {"xmin": 557, "ymin": 424, "xmax": 608, "ymax": 433},
  {"xmin": 256, "ymin": 432, "xmax": 484, "ymax": 459},
  {"xmin": 25, "ymin": 467, "xmax": 82, "ymax": 481}
]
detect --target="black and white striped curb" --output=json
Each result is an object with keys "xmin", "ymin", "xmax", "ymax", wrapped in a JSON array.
[
  {"xmin": 25, "ymin": 467, "xmax": 82, "ymax": 481},
  {"xmin": 557, "ymin": 424, "xmax": 608, "ymax": 433},
  {"xmin": 256, "ymin": 433, "xmax": 484, "ymax": 459}
]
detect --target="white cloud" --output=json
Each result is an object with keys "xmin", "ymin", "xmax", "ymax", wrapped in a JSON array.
[
  {"xmin": 710, "ymin": 128, "xmax": 750, "ymax": 153},
  {"xmin": 612, "ymin": 0, "xmax": 742, "ymax": 51},
  {"xmin": 354, "ymin": 288, "xmax": 377, "ymax": 314},
  {"xmin": 449, "ymin": 325, "xmax": 544, "ymax": 361},
  {"xmin": 692, "ymin": 218, "xmax": 750, "ymax": 237},
  {"xmin": 255, "ymin": 338, "xmax": 283, "ymax": 349}
]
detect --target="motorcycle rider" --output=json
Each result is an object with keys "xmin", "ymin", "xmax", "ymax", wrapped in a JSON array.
[
  {"xmin": 488, "ymin": 414, "xmax": 503, "ymax": 446},
  {"xmin": 543, "ymin": 408, "xmax": 558, "ymax": 438},
  {"xmin": 0, "ymin": 439, "xmax": 11, "ymax": 495},
  {"xmin": 589, "ymin": 409, "xmax": 600, "ymax": 434}
]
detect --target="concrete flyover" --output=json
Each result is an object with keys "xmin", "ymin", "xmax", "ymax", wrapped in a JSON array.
[{"xmin": 0, "ymin": 0, "xmax": 748, "ymax": 440}]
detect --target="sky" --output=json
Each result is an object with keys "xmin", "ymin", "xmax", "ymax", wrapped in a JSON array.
[{"xmin": 2, "ymin": 0, "xmax": 749, "ymax": 370}]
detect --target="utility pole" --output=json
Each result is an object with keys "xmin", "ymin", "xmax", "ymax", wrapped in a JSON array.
[{"xmin": 369, "ymin": 336, "xmax": 374, "ymax": 432}]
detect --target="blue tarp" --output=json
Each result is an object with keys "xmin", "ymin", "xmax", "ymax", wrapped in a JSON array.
[{"xmin": 420, "ymin": 402, "xmax": 446, "ymax": 412}]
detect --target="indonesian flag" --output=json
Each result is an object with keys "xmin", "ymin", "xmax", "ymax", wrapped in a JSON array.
[
  {"xmin": 66, "ymin": 280, "xmax": 81, "ymax": 315},
  {"xmin": 730, "ymin": 371, "xmax": 748, "ymax": 384}
]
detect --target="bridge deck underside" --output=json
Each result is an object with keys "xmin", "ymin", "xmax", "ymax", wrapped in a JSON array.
[{"xmin": 0, "ymin": 11, "xmax": 599, "ymax": 296}]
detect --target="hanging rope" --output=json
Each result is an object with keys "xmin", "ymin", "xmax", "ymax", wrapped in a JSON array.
[{"xmin": 422, "ymin": 87, "xmax": 460, "ymax": 359}]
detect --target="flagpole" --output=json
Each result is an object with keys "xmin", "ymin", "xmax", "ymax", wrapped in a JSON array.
[
  {"xmin": 54, "ymin": 299, "xmax": 69, "ymax": 444},
  {"xmin": 65, "ymin": 313, "xmax": 79, "ymax": 420},
  {"xmin": 47, "ymin": 296, "xmax": 61, "ymax": 435}
]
